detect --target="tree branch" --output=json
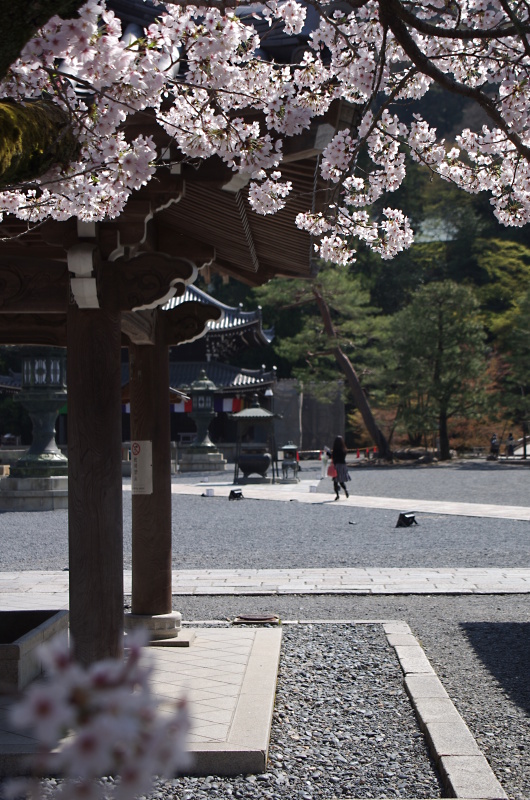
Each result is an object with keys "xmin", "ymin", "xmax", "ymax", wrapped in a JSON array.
[
  {"xmin": 0, "ymin": 1, "xmax": 85, "ymax": 80},
  {"xmin": 379, "ymin": 0, "xmax": 530, "ymax": 162},
  {"xmin": 0, "ymin": 99, "xmax": 78, "ymax": 188},
  {"xmin": 380, "ymin": 0, "xmax": 530, "ymax": 40}
]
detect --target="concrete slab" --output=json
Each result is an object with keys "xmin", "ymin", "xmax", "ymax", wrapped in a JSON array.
[
  {"xmin": 404, "ymin": 674, "xmax": 450, "ymax": 699},
  {"xmin": 392, "ymin": 646, "xmax": 435, "ymax": 675},
  {"xmin": 424, "ymin": 720, "xmax": 482, "ymax": 757},
  {"xmin": 0, "ymin": 627, "xmax": 282, "ymax": 779}
]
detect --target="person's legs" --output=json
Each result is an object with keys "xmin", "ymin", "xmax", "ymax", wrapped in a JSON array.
[
  {"xmin": 333, "ymin": 480, "xmax": 340, "ymax": 499},
  {"xmin": 340, "ymin": 482, "xmax": 349, "ymax": 498}
]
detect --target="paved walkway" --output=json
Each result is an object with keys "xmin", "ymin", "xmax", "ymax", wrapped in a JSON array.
[
  {"xmin": 1, "ymin": 566, "xmax": 530, "ymax": 611},
  {"xmin": 0, "ymin": 627, "xmax": 281, "ymax": 779},
  {"xmin": 2, "ymin": 477, "xmax": 530, "ymax": 610},
  {"xmin": 162, "ymin": 478, "xmax": 530, "ymax": 520}
]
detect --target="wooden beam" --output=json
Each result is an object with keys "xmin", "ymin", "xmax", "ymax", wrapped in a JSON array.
[
  {"xmin": 67, "ymin": 299, "xmax": 123, "ymax": 665},
  {"xmin": 0, "ymin": 260, "xmax": 68, "ymax": 312},
  {"xmin": 98, "ymin": 254, "xmax": 195, "ymax": 312},
  {"xmin": 0, "ymin": 313, "xmax": 66, "ymax": 345},
  {"xmin": 121, "ymin": 309, "xmax": 157, "ymax": 345},
  {"xmin": 129, "ymin": 329, "xmax": 172, "ymax": 616},
  {"xmin": 154, "ymin": 229, "xmax": 215, "ymax": 268}
]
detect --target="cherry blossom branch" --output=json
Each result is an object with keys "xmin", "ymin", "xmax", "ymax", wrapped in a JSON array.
[
  {"xmin": 384, "ymin": 0, "xmax": 530, "ymax": 39},
  {"xmin": 379, "ymin": 0, "xmax": 530, "ymax": 162}
]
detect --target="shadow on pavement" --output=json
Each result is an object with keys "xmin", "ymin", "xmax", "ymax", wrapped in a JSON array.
[{"xmin": 460, "ymin": 621, "xmax": 530, "ymax": 714}]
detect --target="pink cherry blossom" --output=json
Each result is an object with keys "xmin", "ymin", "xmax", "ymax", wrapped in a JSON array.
[{"xmin": 0, "ymin": 0, "xmax": 530, "ymax": 262}]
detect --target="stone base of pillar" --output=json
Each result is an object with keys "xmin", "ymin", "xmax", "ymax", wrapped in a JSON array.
[
  {"xmin": 179, "ymin": 451, "xmax": 227, "ymax": 472},
  {"xmin": 0, "ymin": 476, "xmax": 68, "ymax": 511},
  {"xmin": 235, "ymin": 476, "xmax": 275, "ymax": 484},
  {"xmin": 124, "ymin": 611, "xmax": 194, "ymax": 647}
]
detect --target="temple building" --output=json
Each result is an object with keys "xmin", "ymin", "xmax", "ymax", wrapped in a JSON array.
[{"xmin": 121, "ymin": 285, "xmax": 276, "ymax": 458}]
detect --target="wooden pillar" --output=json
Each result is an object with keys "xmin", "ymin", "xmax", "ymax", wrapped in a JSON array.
[
  {"xmin": 129, "ymin": 329, "xmax": 172, "ymax": 615},
  {"xmin": 67, "ymin": 302, "xmax": 123, "ymax": 664}
]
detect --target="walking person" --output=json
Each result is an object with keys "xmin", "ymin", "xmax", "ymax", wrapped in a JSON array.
[
  {"xmin": 490, "ymin": 433, "xmax": 499, "ymax": 459},
  {"xmin": 331, "ymin": 435, "xmax": 351, "ymax": 500},
  {"xmin": 506, "ymin": 432, "xmax": 515, "ymax": 457}
]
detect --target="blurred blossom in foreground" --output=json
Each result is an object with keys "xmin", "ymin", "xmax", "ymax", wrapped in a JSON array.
[{"xmin": 6, "ymin": 632, "xmax": 190, "ymax": 800}]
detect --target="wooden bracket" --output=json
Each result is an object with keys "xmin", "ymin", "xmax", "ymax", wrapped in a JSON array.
[
  {"xmin": 98, "ymin": 253, "xmax": 196, "ymax": 312},
  {"xmin": 162, "ymin": 301, "xmax": 222, "ymax": 346}
]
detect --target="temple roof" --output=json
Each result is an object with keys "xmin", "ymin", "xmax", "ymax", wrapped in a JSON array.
[
  {"xmin": 0, "ymin": 372, "xmax": 20, "ymax": 394},
  {"xmin": 121, "ymin": 360, "xmax": 275, "ymax": 393},
  {"xmin": 170, "ymin": 361, "xmax": 275, "ymax": 392},
  {"xmin": 165, "ymin": 285, "xmax": 273, "ymax": 360},
  {"xmin": 0, "ymin": 2, "xmax": 351, "ymax": 352}
]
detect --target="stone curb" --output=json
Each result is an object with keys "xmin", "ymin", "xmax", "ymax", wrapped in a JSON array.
[{"xmin": 383, "ymin": 622, "xmax": 508, "ymax": 800}]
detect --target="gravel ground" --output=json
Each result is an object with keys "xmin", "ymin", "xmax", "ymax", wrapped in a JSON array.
[
  {"xmin": 172, "ymin": 594, "xmax": 530, "ymax": 800},
  {"xmin": 2, "ymin": 462, "xmax": 530, "ymax": 798},
  {"xmin": 1, "ymin": 461, "xmax": 530, "ymax": 570},
  {"xmin": 152, "ymin": 623, "xmax": 444, "ymax": 800},
  {"xmin": 310, "ymin": 458, "xmax": 530, "ymax": 507}
]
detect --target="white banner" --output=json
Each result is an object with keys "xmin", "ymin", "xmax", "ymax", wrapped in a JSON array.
[{"xmin": 131, "ymin": 440, "xmax": 153, "ymax": 495}]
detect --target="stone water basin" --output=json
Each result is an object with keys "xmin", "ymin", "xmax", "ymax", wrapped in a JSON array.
[{"xmin": 0, "ymin": 610, "xmax": 69, "ymax": 690}]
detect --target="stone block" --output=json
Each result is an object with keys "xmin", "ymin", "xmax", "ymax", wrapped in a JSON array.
[
  {"xmin": 404, "ymin": 673, "xmax": 449, "ymax": 699},
  {"xmin": 424, "ymin": 720, "xmax": 482, "ymax": 758},
  {"xmin": 0, "ymin": 610, "xmax": 69, "ymax": 690},
  {"xmin": 440, "ymin": 754, "xmax": 508, "ymax": 799},
  {"xmin": 413, "ymin": 696, "xmax": 467, "ymax": 726},
  {"xmin": 393, "ymin": 645, "xmax": 435, "ymax": 675}
]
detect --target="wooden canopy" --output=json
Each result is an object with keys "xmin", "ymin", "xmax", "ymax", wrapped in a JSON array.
[{"xmin": 0, "ymin": 2, "xmax": 353, "ymax": 662}]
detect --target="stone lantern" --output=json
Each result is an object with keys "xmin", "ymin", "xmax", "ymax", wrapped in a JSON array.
[
  {"xmin": 189, "ymin": 369, "xmax": 217, "ymax": 450},
  {"xmin": 0, "ymin": 347, "xmax": 69, "ymax": 510},
  {"xmin": 11, "ymin": 347, "xmax": 68, "ymax": 478},
  {"xmin": 178, "ymin": 370, "xmax": 227, "ymax": 473}
]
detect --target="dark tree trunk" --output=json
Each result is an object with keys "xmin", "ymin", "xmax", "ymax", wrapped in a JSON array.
[
  {"xmin": 438, "ymin": 409, "xmax": 450, "ymax": 460},
  {"xmin": 312, "ymin": 286, "xmax": 392, "ymax": 460},
  {"xmin": 0, "ymin": 2, "xmax": 85, "ymax": 80},
  {"xmin": 0, "ymin": 2, "xmax": 81, "ymax": 188},
  {"xmin": 0, "ymin": 100, "xmax": 78, "ymax": 187}
]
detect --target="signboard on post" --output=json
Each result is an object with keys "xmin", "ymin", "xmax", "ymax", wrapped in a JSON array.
[{"xmin": 131, "ymin": 440, "xmax": 153, "ymax": 495}]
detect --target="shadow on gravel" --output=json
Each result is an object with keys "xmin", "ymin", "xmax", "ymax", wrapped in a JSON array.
[
  {"xmin": 460, "ymin": 621, "xmax": 530, "ymax": 714},
  {"xmin": 453, "ymin": 462, "xmax": 530, "ymax": 471}
]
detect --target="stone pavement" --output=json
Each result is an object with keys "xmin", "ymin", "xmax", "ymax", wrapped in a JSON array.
[
  {"xmin": 0, "ymin": 627, "xmax": 282, "ymax": 779},
  {"xmin": 1, "ymin": 566, "xmax": 530, "ymax": 611},
  {"xmin": 162, "ymin": 477, "xmax": 530, "ymax": 520}
]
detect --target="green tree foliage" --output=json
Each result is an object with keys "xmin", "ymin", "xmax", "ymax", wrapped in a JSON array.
[
  {"xmin": 386, "ymin": 281, "xmax": 489, "ymax": 459},
  {"xmin": 471, "ymin": 239, "xmax": 530, "ymax": 336},
  {"xmin": 497, "ymin": 288, "xmax": 530, "ymax": 450},
  {"xmin": 255, "ymin": 265, "xmax": 380, "ymax": 380},
  {"xmin": 357, "ymin": 159, "xmax": 530, "ymax": 318},
  {"xmin": 254, "ymin": 264, "xmax": 392, "ymax": 456}
]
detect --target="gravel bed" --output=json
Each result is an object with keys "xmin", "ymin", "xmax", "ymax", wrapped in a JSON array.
[
  {"xmin": 0, "ymin": 624, "xmax": 443, "ymax": 800},
  {"xmin": 156, "ymin": 623, "xmax": 443, "ymax": 800},
  {"xmin": 173, "ymin": 594, "xmax": 530, "ymax": 800},
  {"xmin": 1, "ymin": 491, "xmax": 530, "ymax": 571}
]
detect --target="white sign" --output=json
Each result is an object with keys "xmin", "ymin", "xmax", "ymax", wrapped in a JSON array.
[{"xmin": 131, "ymin": 440, "xmax": 153, "ymax": 495}]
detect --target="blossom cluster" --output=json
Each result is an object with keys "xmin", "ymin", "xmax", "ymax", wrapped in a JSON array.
[
  {"xmin": 6, "ymin": 634, "xmax": 190, "ymax": 800},
  {"xmin": 1, "ymin": 0, "xmax": 530, "ymax": 262}
]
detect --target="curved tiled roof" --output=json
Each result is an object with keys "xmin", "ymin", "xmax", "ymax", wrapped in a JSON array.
[
  {"xmin": 121, "ymin": 360, "xmax": 275, "ymax": 391},
  {"xmin": 164, "ymin": 285, "xmax": 273, "ymax": 345},
  {"xmin": 169, "ymin": 361, "xmax": 275, "ymax": 391}
]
